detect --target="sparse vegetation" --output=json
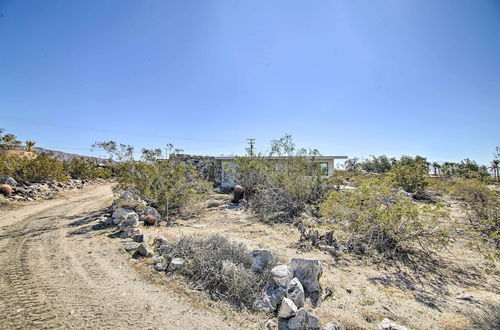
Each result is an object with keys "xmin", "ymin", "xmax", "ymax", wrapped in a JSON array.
[
  {"xmin": 320, "ymin": 177, "xmax": 450, "ymax": 257},
  {"xmin": 168, "ymin": 234, "xmax": 273, "ymax": 309},
  {"xmin": 93, "ymin": 141, "xmax": 211, "ymax": 217},
  {"xmin": 233, "ymin": 135, "xmax": 334, "ymax": 222}
]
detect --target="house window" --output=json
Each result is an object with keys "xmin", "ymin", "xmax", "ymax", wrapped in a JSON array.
[{"xmin": 320, "ymin": 162, "xmax": 328, "ymax": 175}]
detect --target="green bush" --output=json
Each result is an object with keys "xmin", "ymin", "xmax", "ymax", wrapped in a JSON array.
[
  {"xmin": 320, "ymin": 178, "xmax": 450, "ymax": 257},
  {"xmin": 93, "ymin": 141, "xmax": 210, "ymax": 217},
  {"xmin": 64, "ymin": 158, "xmax": 112, "ymax": 180},
  {"xmin": 389, "ymin": 156, "xmax": 428, "ymax": 194},
  {"xmin": 14, "ymin": 153, "xmax": 68, "ymax": 182},
  {"xmin": 0, "ymin": 152, "xmax": 111, "ymax": 183}
]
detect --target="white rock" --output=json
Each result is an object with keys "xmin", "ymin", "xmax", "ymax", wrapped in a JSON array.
[
  {"xmin": 120, "ymin": 212, "xmax": 139, "ymax": 229},
  {"xmin": 379, "ymin": 318, "xmax": 408, "ymax": 330},
  {"xmin": 278, "ymin": 297, "xmax": 297, "ymax": 319},
  {"xmin": 322, "ymin": 322, "xmax": 341, "ymax": 330},
  {"xmin": 112, "ymin": 207, "xmax": 135, "ymax": 223},
  {"xmin": 120, "ymin": 227, "xmax": 142, "ymax": 239},
  {"xmin": 286, "ymin": 277, "xmax": 305, "ymax": 308},
  {"xmin": 154, "ymin": 263, "xmax": 165, "ymax": 271},
  {"xmin": 253, "ymin": 283, "xmax": 286, "ymax": 313},
  {"xmin": 167, "ymin": 258, "xmax": 184, "ymax": 272},
  {"xmin": 271, "ymin": 264, "xmax": 294, "ymax": 288}
]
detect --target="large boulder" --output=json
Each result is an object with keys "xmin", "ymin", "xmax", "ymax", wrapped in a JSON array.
[
  {"xmin": 0, "ymin": 176, "xmax": 17, "ymax": 187},
  {"xmin": 123, "ymin": 241, "xmax": 140, "ymax": 251},
  {"xmin": 249, "ymin": 249, "xmax": 274, "ymax": 272},
  {"xmin": 271, "ymin": 264, "xmax": 294, "ymax": 288},
  {"xmin": 253, "ymin": 283, "xmax": 286, "ymax": 314},
  {"xmin": 278, "ymin": 297, "xmax": 297, "ymax": 319},
  {"xmin": 137, "ymin": 243, "xmax": 154, "ymax": 257},
  {"xmin": 113, "ymin": 191, "xmax": 147, "ymax": 211},
  {"xmin": 120, "ymin": 227, "xmax": 142, "ymax": 239},
  {"xmin": 289, "ymin": 258, "xmax": 322, "ymax": 305},
  {"xmin": 112, "ymin": 207, "xmax": 135, "ymax": 225},
  {"xmin": 120, "ymin": 212, "xmax": 140, "ymax": 229},
  {"xmin": 286, "ymin": 277, "xmax": 305, "ymax": 308},
  {"xmin": 285, "ymin": 308, "xmax": 320, "ymax": 330}
]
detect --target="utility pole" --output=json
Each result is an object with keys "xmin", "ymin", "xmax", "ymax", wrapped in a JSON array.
[{"xmin": 246, "ymin": 138, "xmax": 255, "ymax": 157}]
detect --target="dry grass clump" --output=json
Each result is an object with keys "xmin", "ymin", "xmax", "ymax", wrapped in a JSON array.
[
  {"xmin": 169, "ymin": 234, "xmax": 273, "ymax": 310},
  {"xmin": 464, "ymin": 303, "xmax": 500, "ymax": 330}
]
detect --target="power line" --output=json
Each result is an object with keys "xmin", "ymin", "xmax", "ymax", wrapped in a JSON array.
[{"xmin": 0, "ymin": 116, "xmax": 243, "ymax": 144}]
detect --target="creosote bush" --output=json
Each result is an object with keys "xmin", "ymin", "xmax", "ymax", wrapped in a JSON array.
[
  {"xmin": 233, "ymin": 135, "xmax": 333, "ymax": 222},
  {"xmin": 0, "ymin": 153, "xmax": 111, "ymax": 183},
  {"xmin": 450, "ymin": 179, "xmax": 500, "ymax": 257},
  {"xmin": 93, "ymin": 141, "xmax": 211, "ymax": 217},
  {"xmin": 320, "ymin": 178, "xmax": 450, "ymax": 257},
  {"xmin": 168, "ymin": 234, "xmax": 273, "ymax": 309}
]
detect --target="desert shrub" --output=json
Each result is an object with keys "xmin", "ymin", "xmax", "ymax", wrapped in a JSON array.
[
  {"xmin": 1, "ymin": 151, "xmax": 110, "ymax": 183},
  {"xmin": 168, "ymin": 234, "xmax": 272, "ymax": 309},
  {"xmin": 14, "ymin": 153, "xmax": 68, "ymax": 182},
  {"xmin": 465, "ymin": 302, "xmax": 500, "ymax": 330},
  {"xmin": 450, "ymin": 179, "xmax": 500, "ymax": 255},
  {"xmin": 320, "ymin": 178, "xmax": 450, "ymax": 257},
  {"xmin": 234, "ymin": 136, "xmax": 332, "ymax": 222},
  {"xmin": 389, "ymin": 156, "xmax": 428, "ymax": 194},
  {"xmin": 344, "ymin": 155, "xmax": 396, "ymax": 173},
  {"xmin": 64, "ymin": 158, "xmax": 112, "ymax": 180},
  {"xmin": 93, "ymin": 141, "xmax": 210, "ymax": 217}
]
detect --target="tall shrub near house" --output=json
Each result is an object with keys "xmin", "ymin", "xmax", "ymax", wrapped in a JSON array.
[
  {"xmin": 233, "ymin": 135, "xmax": 333, "ymax": 222},
  {"xmin": 93, "ymin": 141, "xmax": 210, "ymax": 216}
]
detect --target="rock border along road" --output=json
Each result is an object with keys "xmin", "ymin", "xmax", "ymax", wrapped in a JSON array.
[{"xmin": 0, "ymin": 184, "xmax": 235, "ymax": 329}]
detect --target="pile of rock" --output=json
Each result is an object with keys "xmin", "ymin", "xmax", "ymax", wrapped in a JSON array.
[
  {"xmin": 101, "ymin": 191, "xmax": 185, "ymax": 273},
  {"xmin": 250, "ymin": 249, "xmax": 323, "ymax": 330},
  {"xmin": 0, "ymin": 175, "xmax": 97, "ymax": 204}
]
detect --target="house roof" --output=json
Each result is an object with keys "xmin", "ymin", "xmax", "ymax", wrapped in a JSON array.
[{"xmin": 214, "ymin": 155, "xmax": 348, "ymax": 160}]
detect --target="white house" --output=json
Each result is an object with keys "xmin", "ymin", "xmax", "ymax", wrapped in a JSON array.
[{"xmin": 215, "ymin": 155, "xmax": 348, "ymax": 188}]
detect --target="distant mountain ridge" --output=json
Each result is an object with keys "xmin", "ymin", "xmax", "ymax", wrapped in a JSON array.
[{"xmin": 34, "ymin": 147, "xmax": 106, "ymax": 162}]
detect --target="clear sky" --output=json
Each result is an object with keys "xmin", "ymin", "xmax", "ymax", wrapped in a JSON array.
[{"xmin": 0, "ymin": 0, "xmax": 499, "ymax": 164}]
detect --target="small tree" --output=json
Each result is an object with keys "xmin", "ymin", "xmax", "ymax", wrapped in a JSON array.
[
  {"xmin": 25, "ymin": 140, "xmax": 36, "ymax": 152},
  {"xmin": 0, "ymin": 132, "xmax": 21, "ymax": 150}
]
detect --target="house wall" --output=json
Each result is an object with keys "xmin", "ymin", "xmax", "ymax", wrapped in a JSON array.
[
  {"xmin": 169, "ymin": 154, "xmax": 222, "ymax": 187},
  {"xmin": 219, "ymin": 158, "xmax": 336, "ymax": 188}
]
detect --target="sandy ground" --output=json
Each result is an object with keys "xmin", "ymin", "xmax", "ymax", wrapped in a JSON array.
[
  {"xmin": 1, "ymin": 185, "xmax": 498, "ymax": 330},
  {"xmin": 145, "ymin": 195, "xmax": 500, "ymax": 330},
  {"xmin": 0, "ymin": 184, "xmax": 254, "ymax": 329}
]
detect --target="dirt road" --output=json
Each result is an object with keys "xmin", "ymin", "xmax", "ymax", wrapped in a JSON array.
[{"xmin": 0, "ymin": 184, "xmax": 238, "ymax": 329}]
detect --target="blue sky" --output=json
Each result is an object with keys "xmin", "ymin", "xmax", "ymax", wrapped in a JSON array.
[{"xmin": 0, "ymin": 0, "xmax": 499, "ymax": 165}]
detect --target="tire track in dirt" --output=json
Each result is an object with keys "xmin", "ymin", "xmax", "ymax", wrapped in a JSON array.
[{"xmin": 0, "ymin": 184, "xmax": 241, "ymax": 329}]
